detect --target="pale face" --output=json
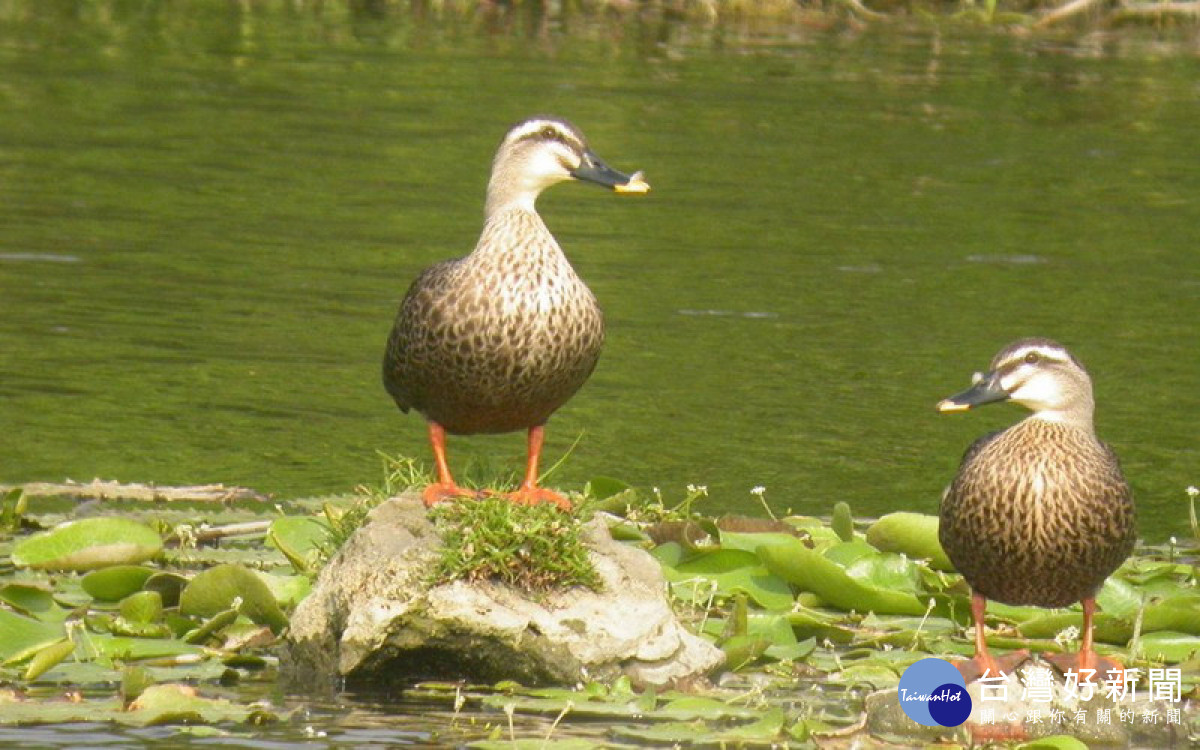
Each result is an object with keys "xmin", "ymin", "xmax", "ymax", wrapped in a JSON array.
[
  {"xmin": 991, "ymin": 341, "xmax": 1093, "ymax": 421},
  {"xmin": 495, "ymin": 119, "xmax": 588, "ymax": 197}
]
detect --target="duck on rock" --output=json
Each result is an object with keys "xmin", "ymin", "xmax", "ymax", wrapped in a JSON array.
[
  {"xmin": 383, "ymin": 116, "xmax": 649, "ymax": 510},
  {"xmin": 937, "ymin": 338, "xmax": 1136, "ymax": 683}
]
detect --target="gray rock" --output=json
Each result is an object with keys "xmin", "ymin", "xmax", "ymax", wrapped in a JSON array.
[{"xmin": 282, "ymin": 494, "xmax": 723, "ymax": 691}]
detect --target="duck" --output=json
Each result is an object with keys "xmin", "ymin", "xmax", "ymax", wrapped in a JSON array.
[
  {"xmin": 936, "ymin": 337, "xmax": 1136, "ymax": 683},
  {"xmin": 382, "ymin": 116, "xmax": 649, "ymax": 510}
]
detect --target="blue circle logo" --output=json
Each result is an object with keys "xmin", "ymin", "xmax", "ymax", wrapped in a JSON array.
[{"xmin": 897, "ymin": 658, "xmax": 972, "ymax": 727}]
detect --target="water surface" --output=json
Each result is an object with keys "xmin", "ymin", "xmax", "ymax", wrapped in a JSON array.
[{"xmin": 1, "ymin": 3, "xmax": 1197, "ymax": 546}]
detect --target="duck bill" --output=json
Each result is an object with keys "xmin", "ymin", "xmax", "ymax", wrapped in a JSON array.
[
  {"xmin": 571, "ymin": 151, "xmax": 650, "ymax": 194},
  {"xmin": 936, "ymin": 371, "xmax": 1010, "ymax": 413}
]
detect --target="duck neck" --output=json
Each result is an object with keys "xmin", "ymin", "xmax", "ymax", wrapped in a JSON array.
[
  {"xmin": 484, "ymin": 189, "xmax": 537, "ymax": 218},
  {"xmin": 469, "ymin": 204, "xmax": 566, "ymax": 267},
  {"xmin": 1028, "ymin": 397, "xmax": 1096, "ymax": 433}
]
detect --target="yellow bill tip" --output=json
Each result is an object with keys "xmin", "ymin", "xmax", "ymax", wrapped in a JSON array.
[
  {"xmin": 936, "ymin": 399, "xmax": 971, "ymax": 413},
  {"xmin": 614, "ymin": 170, "xmax": 650, "ymax": 194}
]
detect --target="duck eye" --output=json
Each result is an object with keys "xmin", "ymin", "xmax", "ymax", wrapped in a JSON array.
[
  {"xmin": 540, "ymin": 126, "xmax": 558, "ymax": 141},
  {"xmin": 1024, "ymin": 352, "xmax": 1040, "ymax": 364}
]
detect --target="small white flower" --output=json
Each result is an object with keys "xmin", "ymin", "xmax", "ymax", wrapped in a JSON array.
[
  {"xmin": 1054, "ymin": 625, "xmax": 1080, "ymax": 647},
  {"xmin": 750, "ymin": 486, "xmax": 766, "ymax": 496},
  {"xmin": 1187, "ymin": 486, "xmax": 1199, "ymax": 498}
]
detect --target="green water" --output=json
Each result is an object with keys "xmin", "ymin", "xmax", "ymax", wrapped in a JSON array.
[{"xmin": 1, "ymin": 2, "xmax": 1198, "ymax": 544}]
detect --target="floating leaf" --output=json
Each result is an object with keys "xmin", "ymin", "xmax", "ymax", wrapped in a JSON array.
[
  {"xmin": 126, "ymin": 684, "xmax": 282, "ymax": 726},
  {"xmin": 11, "ymin": 518, "xmax": 162, "ymax": 572},
  {"xmin": 718, "ymin": 530, "xmax": 805, "ymax": 555},
  {"xmin": 0, "ymin": 584, "xmax": 63, "ymax": 621},
  {"xmin": 266, "ymin": 516, "xmax": 329, "ymax": 576},
  {"xmin": 822, "ymin": 539, "xmax": 878, "ymax": 567},
  {"xmin": 144, "ymin": 572, "xmax": 188, "ymax": 608},
  {"xmin": 613, "ymin": 707, "xmax": 786, "ymax": 744},
  {"xmin": 758, "ymin": 538, "xmax": 928, "ymax": 616},
  {"xmin": 583, "ymin": 476, "xmax": 632, "ymax": 501},
  {"xmin": 1014, "ymin": 735, "xmax": 1090, "ymax": 750},
  {"xmin": 0, "ymin": 609, "xmax": 66, "ymax": 664},
  {"xmin": 81, "ymin": 566, "xmax": 156, "ymax": 602},
  {"xmin": 720, "ymin": 634, "xmax": 771, "ymax": 669},
  {"xmin": 666, "ymin": 549, "xmax": 793, "ymax": 610},
  {"xmin": 179, "ymin": 564, "xmax": 287, "ymax": 634},
  {"xmin": 120, "ymin": 591, "xmax": 163, "ymax": 625},
  {"xmin": 256, "ymin": 572, "xmax": 311, "ymax": 610},
  {"xmin": 656, "ymin": 696, "xmax": 763, "ymax": 721},
  {"xmin": 23, "ymin": 638, "xmax": 76, "ymax": 680},
  {"xmin": 864, "ymin": 512, "xmax": 954, "ymax": 571},
  {"xmin": 1134, "ymin": 631, "xmax": 1200, "ymax": 663},
  {"xmin": 78, "ymin": 631, "xmax": 204, "ymax": 662},
  {"xmin": 121, "ymin": 665, "xmax": 155, "ymax": 704},
  {"xmin": 842, "ymin": 549, "xmax": 923, "ymax": 594},
  {"xmin": 831, "ymin": 664, "xmax": 901, "ymax": 689},
  {"xmin": 471, "ymin": 740, "xmax": 604, "ymax": 750},
  {"xmin": 831, "ymin": 502, "xmax": 854, "ymax": 542},
  {"xmin": 650, "ymin": 541, "xmax": 685, "ymax": 568}
]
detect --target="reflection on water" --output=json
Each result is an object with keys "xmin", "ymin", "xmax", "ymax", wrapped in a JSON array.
[{"xmin": 0, "ymin": 2, "xmax": 1197, "ymax": 545}]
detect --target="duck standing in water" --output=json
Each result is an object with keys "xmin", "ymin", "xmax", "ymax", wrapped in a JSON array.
[
  {"xmin": 937, "ymin": 338, "xmax": 1136, "ymax": 682},
  {"xmin": 383, "ymin": 117, "xmax": 649, "ymax": 510}
]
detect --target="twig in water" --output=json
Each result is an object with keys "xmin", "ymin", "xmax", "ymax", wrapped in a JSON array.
[
  {"xmin": 540, "ymin": 700, "xmax": 574, "ymax": 749},
  {"xmin": 910, "ymin": 598, "xmax": 936, "ymax": 650},
  {"xmin": 1033, "ymin": 0, "xmax": 1110, "ymax": 28},
  {"xmin": 168, "ymin": 520, "xmax": 272, "ymax": 545},
  {"xmin": 4, "ymin": 479, "xmax": 268, "ymax": 503},
  {"xmin": 1112, "ymin": 1, "xmax": 1200, "ymax": 19}
]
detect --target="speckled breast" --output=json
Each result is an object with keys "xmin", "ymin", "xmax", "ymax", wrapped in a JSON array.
[
  {"xmin": 384, "ymin": 259, "xmax": 605, "ymax": 435},
  {"xmin": 938, "ymin": 420, "xmax": 1136, "ymax": 608}
]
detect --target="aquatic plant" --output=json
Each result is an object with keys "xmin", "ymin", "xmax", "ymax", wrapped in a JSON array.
[{"xmin": 0, "ymin": 474, "xmax": 1197, "ymax": 744}]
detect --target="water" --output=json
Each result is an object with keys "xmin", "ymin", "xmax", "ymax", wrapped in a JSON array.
[{"xmin": 1, "ymin": 8, "xmax": 1198, "ymax": 538}]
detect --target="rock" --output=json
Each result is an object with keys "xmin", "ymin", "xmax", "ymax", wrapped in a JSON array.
[{"xmin": 282, "ymin": 494, "xmax": 723, "ymax": 691}]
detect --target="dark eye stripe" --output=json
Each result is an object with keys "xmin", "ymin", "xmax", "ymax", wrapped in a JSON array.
[{"xmin": 515, "ymin": 123, "xmax": 581, "ymax": 152}]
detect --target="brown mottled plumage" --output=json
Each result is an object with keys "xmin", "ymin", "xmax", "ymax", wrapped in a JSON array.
[
  {"xmin": 382, "ymin": 116, "xmax": 649, "ymax": 509},
  {"xmin": 937, "ymin": 337, "xmax": 1136, "ymax": 682}
]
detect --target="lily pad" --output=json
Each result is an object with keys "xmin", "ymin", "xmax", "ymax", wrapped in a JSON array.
[
  {"xmin": 81, "ymin": 566, "xmax": 156, "ymax": 602},
  {"xmin": 665, "ymin": 549, "xmax": 793, "ymax": 610},
  {"xmin": 179, "ymin": 564, "xmax": 288, "ymax": 634},
  {"xmin": 0, "ymin": 583, "xmax": 63, "ymax": 621},
  {"xmin": 120, "ymin": 591, "xmax": 164, "ymax": 625},
  {"xmin": 864, "ymin": 512, "xmax": 954, "ymax": 571},
  {"xmin": 23, "ymin": 638, "xmax": 76, "ymax": 681},
  {"xmin": 256, "ymin": 572, "xmax": 311, "ymax": 610},
  {"xmin": 266, "ymin": 516, "xmax": 329, "ymax": 576},
  {"xmin": 126, "ymin": 684, "xmax": 284, "ymax": 726},
  {"xmin": 758, "ymin": 538, "xmax": 928, "ymax": 616},
  {"xmin": 1014, "ymin": 736, "xmax": 1090, "ymax": 750},
  {"xmin": 0, "ymin": 609, "xmax": 66, "ymax": 664},
  {"xmin": 11, "ymin": 518, "xmax": 162, "ymax": 572},
  {"xmin": 144, "ymin": 572, "xmax": 189, "ymax": 608},
  {"xmin": 1134, "ymin": 631, "xmax": 1200, "ymax": 663},
  {"xmin": 77, "ymin": 631, "xmax": 205, "ymax": 662}
]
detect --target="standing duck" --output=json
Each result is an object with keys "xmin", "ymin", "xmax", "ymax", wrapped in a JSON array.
[
  {"xmin": 383, "ymin": 116, "xmax": 649, "ymax": 510},
  {"xmin": 937, "ymin": 338, "xmax": 1136, "ymax": 682}
]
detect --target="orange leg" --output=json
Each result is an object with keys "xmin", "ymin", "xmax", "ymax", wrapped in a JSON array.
[
  {"xmin": 955, "ymin": 591, "xmax": 1030, "ymax": 683},
  {"xmin": 502, "ymin": 425, "xmax": 571, "ymax": 511},
  {"xmin": 1046, "ymin": 597, "xmax": 1125, "ymax": 683},
  {"xmin": 421, "ymin": 422, "xmax": 476, "ymax": 507}
]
